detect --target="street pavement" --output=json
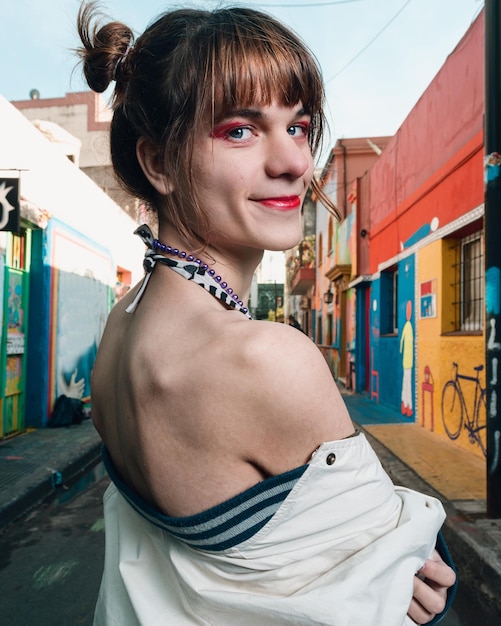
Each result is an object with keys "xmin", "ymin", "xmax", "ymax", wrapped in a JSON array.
[{"xmin": 0, "ymin": 391, "xmax": 500, "ymax": 618}]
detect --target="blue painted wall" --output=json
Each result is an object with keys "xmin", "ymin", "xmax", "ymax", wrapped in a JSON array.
[
  {"xmin": 25, "ymin": 228, "xmax": 50, "ymax": 427},
  {"xmin": 26, "ymin": 219, "xmax": 114, "ymax": 426},
  {"xmin": 354, "ymin": 284, "xmax": 369, "ymax": 393},
  {"xmin": 370, "ymin": 255, "xmax": 416, "ymax": 418}
]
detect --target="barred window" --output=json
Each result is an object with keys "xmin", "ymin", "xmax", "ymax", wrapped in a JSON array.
[{"xmin": 452, "ymin": 232, "xmax": 483, "ymax": 332}]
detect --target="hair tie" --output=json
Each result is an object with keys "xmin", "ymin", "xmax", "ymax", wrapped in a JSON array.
[{"xmin": 113, "ymin": 44, "xmax": 132, "ymax": 82}]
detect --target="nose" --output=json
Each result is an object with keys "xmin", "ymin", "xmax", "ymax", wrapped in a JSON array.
[{"xmin": 264, "ymin": 132, "xmax": 312, "ymax": 180}]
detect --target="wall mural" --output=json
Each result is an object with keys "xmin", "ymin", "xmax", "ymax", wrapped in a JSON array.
[
  {"xmin": 415, "ymin": 241, "xmax": 486, "ymax": 457},
  {"xmin": 50, "ymin": 225, "xmax": 113, "ymax": 409},
  {"xmin": 441, "ymin": 362, "xmax": 487, "ymax": 457},
  {"xmin": 400, "ymin": 300, "xmax": 414, "ymax": 417},
  {"xmin": 421, "ymin": 366, "xmax": 435, "ymax": 429},
  {"xmin": 401, "ymin": 217, "xmax": 439, "ymax": 251},
  {"xmin": 419, "ymin": 279, "xmax": 437, "ymax": 319},
  {"xmin": 370, "ymin": 291, "xmax": 380, "ymax": 403},
  {"xmin": 56, "ymin": 269, "xmax": 108, "ymax": 401},
  {"xmin": 397, "ymin": 257, "xmax": 415, "ymax": 417}
]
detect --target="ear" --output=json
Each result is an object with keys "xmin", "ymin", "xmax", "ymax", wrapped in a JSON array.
[{"xmin": 136, "ymin": 138, "xmax": 174, "ymax": 195}]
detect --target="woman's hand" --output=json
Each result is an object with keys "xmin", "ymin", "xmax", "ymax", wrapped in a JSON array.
[{"xmin": 407, "ymin": 550, "xmax": 457, "ymax": 624}]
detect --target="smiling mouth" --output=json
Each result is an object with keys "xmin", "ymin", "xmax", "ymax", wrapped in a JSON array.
[{"xmin": 257, "ymin": 196, "xmax": 301, "ymax": 210}]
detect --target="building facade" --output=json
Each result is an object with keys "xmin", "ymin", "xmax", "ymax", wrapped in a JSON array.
[
  {"xmin": 13, "ymin": 91, "xmax": 138, "ymax": 220},
  {"xmin": 316, "ymin": 137, "xmax": 390, "ymax": 384},
  {"xmin": 314, "ymin": 9, "xmax": 486, "ymax": 460},
  {"xmin": 366, "ymin": 8, "xmax": 484, "ymax": 458},
  {"xmin": 0, "ymin": 95, "xmax": 143, "ymax": 437}
]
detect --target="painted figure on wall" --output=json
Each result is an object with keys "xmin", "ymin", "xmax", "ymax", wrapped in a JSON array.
[
  {"xmin": 400, "ymin": 300, "xmax": 414, "ymax": 417},
  {"xmin": 421, "ymin": 366, "xmax": 435, "ymax": 429},
  {"xmin": 59, "ymin": 367, "xmax": 85, "ymax": 399},
  {"xmin": 8, "ymin": 281, "xmax": 23, "ymax": 330}
]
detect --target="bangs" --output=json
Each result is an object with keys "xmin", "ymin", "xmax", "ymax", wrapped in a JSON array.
[
  {"xmin": 193, "ymin": 9, "xmax": 325, "ymax": 154},
  {"xmin": 213, "ymin": 35, "xmax": 321, "ymax": 113}
]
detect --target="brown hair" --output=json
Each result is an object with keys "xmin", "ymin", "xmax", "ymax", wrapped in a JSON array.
[{"xmin": 76, "ymin": 2, "xmax": 338, "ymax": 247}]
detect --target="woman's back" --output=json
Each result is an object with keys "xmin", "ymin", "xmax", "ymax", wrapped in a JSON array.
[{"xmin": 91, "ymin": 260, "xmax": 354, "ymax": 517}]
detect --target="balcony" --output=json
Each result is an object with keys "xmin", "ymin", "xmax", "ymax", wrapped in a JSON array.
[
  {"xmin": 286, "ymin": 235, "xmax": 316, "ymax": 295},
  {"xmin": 289, "ymin": 267, "xmax": 315, "ymax": 294}
]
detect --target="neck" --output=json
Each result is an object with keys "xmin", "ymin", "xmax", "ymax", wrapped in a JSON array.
[{"xmin": 156, "ymin": 228, "xmax": 264, "ymax": 304}]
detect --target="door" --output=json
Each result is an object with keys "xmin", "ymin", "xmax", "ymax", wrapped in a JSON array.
[{"xmin": 0, "ymin": 229, "xmax": 30, "ymax": 437}]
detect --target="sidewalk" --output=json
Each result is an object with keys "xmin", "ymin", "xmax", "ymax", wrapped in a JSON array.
[
  {"xmin": 0, "ymin": 396, "xmax": 500, "ymax": 615},
  {"xmin": 0, "ymin": 419, "xmax": 102, "ymax": 531},
  {"xmin": 342, "ymin": 391, "xmax": 501, "ymax": 616}
]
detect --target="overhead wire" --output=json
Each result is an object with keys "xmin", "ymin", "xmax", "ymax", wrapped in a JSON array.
[{"xmin": 325, "ymin": 0, "xmax": 413, "ymax": 84}]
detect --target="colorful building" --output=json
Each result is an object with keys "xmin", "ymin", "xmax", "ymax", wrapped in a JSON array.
[
  {"xmin": 315, "ymin": 137, "xmax": 390, "ymax": 385},
  {"xmin": 330, "ymin": 10, "xmax": 486, "ymax": 459},
  {"xmin": 0, "ymin": 95, "xmax": 143, "ymax": 437}
]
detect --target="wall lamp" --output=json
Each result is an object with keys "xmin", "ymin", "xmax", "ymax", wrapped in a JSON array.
[{"xmin": 323, "ymin": 283, "xmax": 334, "ymax": 304}]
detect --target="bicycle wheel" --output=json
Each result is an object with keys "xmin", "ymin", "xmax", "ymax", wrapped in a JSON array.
[
  {"xmin": 441, "ymin": 381, "xmax": 463, "ymax": 440},
  {"xmin": 474, "ymin": 389, "xmax": 487, "ymax": 457}
]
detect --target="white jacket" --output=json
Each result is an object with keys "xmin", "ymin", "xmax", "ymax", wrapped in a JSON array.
[{"xmin": 94, "ymin": 433, "xmax": 445, "ymax": 625}]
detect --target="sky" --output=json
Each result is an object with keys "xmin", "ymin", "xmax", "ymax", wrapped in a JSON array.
[{"xmin": 0, "ymin": 0, "xmax": 484, "ymax": 167}]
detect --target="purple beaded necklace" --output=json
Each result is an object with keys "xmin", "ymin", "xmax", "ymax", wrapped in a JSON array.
[
  {"xmin": 125, "ymin": 224, "xmax": 252, "ymax": 319},
  {"xmin": 153, "ymin": 238, "xmax": 246, "ymax": 309}
]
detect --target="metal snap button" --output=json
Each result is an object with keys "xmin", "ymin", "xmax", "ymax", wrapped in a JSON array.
[{"xmin": 326, "ymin": 452, "xmax": 336, "ymax": 465}]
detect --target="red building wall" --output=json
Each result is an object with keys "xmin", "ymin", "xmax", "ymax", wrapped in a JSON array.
[{"xmin": 368, "ymin": 11, "xmax": 484, "ymax": 271}]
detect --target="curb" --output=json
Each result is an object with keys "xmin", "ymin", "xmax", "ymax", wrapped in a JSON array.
[{"xmin": 0, "ymin": 433, "xmax": 102, "ymax": 533}]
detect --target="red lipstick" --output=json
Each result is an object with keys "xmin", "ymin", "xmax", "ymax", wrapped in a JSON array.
[{"xmin": 258, "ymin": 196, "xmax": 301, "ymax": 210}]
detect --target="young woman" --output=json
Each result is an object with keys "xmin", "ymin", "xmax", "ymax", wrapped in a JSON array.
[{"xmin": 77, "ymin": 3, "xmax": 456, "ymax": 624}]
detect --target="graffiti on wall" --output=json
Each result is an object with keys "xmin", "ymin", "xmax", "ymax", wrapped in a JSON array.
[
  {"xmin": 486, "ymin": 265, "xmax": 501, "ymax": 473},
  {"xmin": 7, "ymin": 271, "xmax": 24, "ymax": 355}
]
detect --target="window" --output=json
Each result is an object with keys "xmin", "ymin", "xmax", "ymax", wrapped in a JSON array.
[
  {"xmin": 380, "ymin": 267, "xmax": 398, "ymax": 335},
  {"xmin": 328, "ymin": 217, "xmax": 334, "ymax": 254},
  {"xmin": 7, "ymin": 229, "xmax": 28, "ymax": 270},
  {"xmin": 326, "ymin": 312, "xmax": 333, "ymax": 346},
  {"xmin": 317, "ymin": 313, "xmax": 323, "ymax": 344},
  {"xmin": 451, "ymin": 232, "xmax": 483, "ymax": 332}
]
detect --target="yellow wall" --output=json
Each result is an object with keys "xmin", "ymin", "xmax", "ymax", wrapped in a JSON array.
[{"xmin": 417, "ymin": 240, "xmax": 485, "ymax": 458}]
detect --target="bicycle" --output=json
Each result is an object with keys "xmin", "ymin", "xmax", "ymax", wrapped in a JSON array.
[{"xmin": 441, "ymin": 362, "xmax": 487, "ymax": 456}]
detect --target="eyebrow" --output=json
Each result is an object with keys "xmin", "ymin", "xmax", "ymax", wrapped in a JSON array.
[{"xmin": 215, "ymin": 105, "xmax": 308, "ymax": 123}]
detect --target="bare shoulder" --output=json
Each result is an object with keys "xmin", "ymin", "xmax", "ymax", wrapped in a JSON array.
[
  {"xmin": 236, "ymin": 320, "xmax": 330, "ymax": 388},
  {"xmin": 219, "ymin": 319, "xmax": 355, "ymax": 471}
]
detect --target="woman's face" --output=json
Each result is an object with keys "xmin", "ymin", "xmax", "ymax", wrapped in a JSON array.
[{"xmin": 190, "ymin": 100, "xmax": 314, "ymax": 256}]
